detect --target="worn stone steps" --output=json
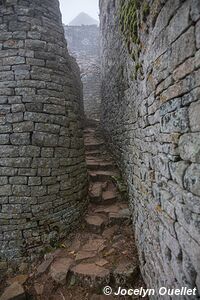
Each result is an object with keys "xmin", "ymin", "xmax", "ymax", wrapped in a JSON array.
[
  {"xmin": 1, "ymin": 125, "xmax": 143, "ymax": 300},
  {"xmin": 89, "ymin": 170, "xmax": 120, "ymax": 182},
  {"xmin": 86, "ymin": 159, "xmax": 116, "ymax": 172}
]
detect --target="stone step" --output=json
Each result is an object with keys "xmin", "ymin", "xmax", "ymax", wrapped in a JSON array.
[
  {"xmin": 70, "ymin": 263, "xmax": 110, "ymax": 288},
  {"xmin": 89, "ymin": 182, "xmax": 103, "ymax": 203},
  {"xmin": 102, "ymin": 190, "xmax": 119, "ymax": 205},
  {"xmin": 86, "ymin": 159, "xmax": 116, "ymax": 171},
  {"xmin": 89, "ymin": 170, "xmax": 120, "ymax": 182},
  {"xmin": 0, "ymin": 282, "xmax": 26, "ymax": 300},
  {"xmin": 85, "ymin": 150, "xmax": 102, "ymax": 156},
  {"xmin": 50, "ymin": 257, "xmax": 73, "ymax": 285},
  {"xmin": 85, "ymin": 141, "xmax": 104, "ymax": 151},
  {"xmin": 84, "ymin": 214, "xmax": 106, "ymax": 234},
  {"xmin": 109, "ymin": 208, "xmax": 131, "ymax": 225},
  {"xmin": 94, "ymin": 203, "xmax": 128, "ymax": 215},
  {"xmin": 112, "ymin": 260, "xmax": 139, "ymax": 285}
]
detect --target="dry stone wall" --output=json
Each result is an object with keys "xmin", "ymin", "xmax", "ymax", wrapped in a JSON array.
[
  {"xmin": 0, "ymin": 0, "xmax": 88, "ymax": 273},
  {"xmin": 100, "ymin": 0, "xmax": 200, "ymax": 297},
  {"xmin": 64, "ymin": 25, "xmax": 101, "ymax": 121}
]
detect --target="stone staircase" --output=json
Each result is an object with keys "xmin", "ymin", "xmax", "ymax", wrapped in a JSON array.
[{"xmin": 0, "ymin": 125, "xmax": 146, "ymax": 300}]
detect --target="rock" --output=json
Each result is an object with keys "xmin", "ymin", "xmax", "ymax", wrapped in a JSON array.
[
  {"xmin": 102, "ymin": 225, "xmax": 119, "ymax": 239},
  {"xmin": 34, "ymin": 283, "xmax": 44, "ymax": 295},
  {"xmin": 85, "ymin": 215, "xmax": 105, "ymax": 233},
  {"xmin": 50, "ymin": 257, "xmax": 73, "ymax": 285},
  {"xmin": 89, "ymin": 182, "xmax": 102, "ymax": 202},
  {"xmin": 7, "ymin": 275, "xmax": 28, "ymax": 286},
  {"xmin": 109, "ymin": 208, "xmax": 131, "ymax": 225},
  {"xmin": 169, "ymin": 161, "xmax": 190, "ymax": 188},
  {"xmin": 161, "ymin": 107, "xmax": 189, "ymax": 133},
  {"xmin": 113, "ymin": 261, "xmax": 139, "ymax": 285},
  {"xmin": 36, "ymin": 257, "xmax": 53, "ymax": 277},
  {"xmin": 71, "ymin": 263, "xmax": 110, "ymax": 287},
  {"xmin": 18, "ymin": 263, "xmax": 28, "ymax": 274},
  {"xmin": 179, "ymin": 133, "xmax": 200, "ymax": 162},
  {"xmin": 95, "ymin": 204, "xmax": 120, "ymax": 214},
  {"xmin": 184, "ymin": 164, "xmax": 200, "ymax": 196},
  {"xmin": 75, "ymin": 251, "xmax": 96, "ymax": 261},
  {"xmin": 103, "ymin": 249, "xmax": 115, "ymax": 257},
  {"xmin": 95, "ymin": 259, "xmax": 109, "ymax": 267},
  {"xmin": 0, "ymin": 282, "xmax": 26, "ymax": 300},
  {"xmin": 45, "ymin": 249, "xmax": 64, "ymax": 260},
  {"xmin": 82, "ymin": 239, "xmax": 106, "ymax": 252},
  {"xmin": 102, "ymin": 190, "xmax": 118, "ymax": 204},
  {"xmin": 89, "ymin": 170, "xmax": 120, "ymax": 182},
  {"xmin": 68, "ymin": 238, "xmax": 81, "ymax": 253},
  {"xmin": 189, "ymin": 100, "xmax": 200, "ymax": 131}
]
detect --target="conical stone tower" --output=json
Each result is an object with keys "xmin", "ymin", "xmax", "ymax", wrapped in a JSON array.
[{"xmin": 0, "ymin": 0, "xmax": 88, "ymax": 273}]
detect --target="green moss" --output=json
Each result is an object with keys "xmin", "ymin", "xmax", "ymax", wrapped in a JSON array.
[
  {"xmin": 118, "ymin": 0, "xmax": 148, "ymax": 80},
  {"xmin": 119, "ymin": 0, "xmax": 139, "ymax": 48},
  {"xmin": 142, "ymin": 2, "xmax": 150, "ymax": 21}
]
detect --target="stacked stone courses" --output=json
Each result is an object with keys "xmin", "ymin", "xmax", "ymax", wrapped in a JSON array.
[
  {"xmin": 0, "ymin": 0, "xmax": 88, "ymax": 273},
  {"xmin": 100, "ymin": 0, "xmax": 200, "ymax": 297},
  {"xmin": 64, "ymin": 25, "xmax": 101, "ymax": 120}
]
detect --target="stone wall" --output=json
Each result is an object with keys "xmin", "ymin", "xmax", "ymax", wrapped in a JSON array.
[
  {"xmin": 0, "ymin": 0, "xmax": 88, "ymax": 273},
  {"xmin": 64, "ymin": 25, "xmax": 101, "ymax": 121},
  {"xmin": 100, "ymin": 0, "xmax": 200, "ymax": 297}
]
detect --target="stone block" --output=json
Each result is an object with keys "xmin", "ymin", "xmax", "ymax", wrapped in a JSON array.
[
  {"xmin": 2, "ymin": 56, "xmax": 25, "ymax": 66},
  {"xmin": 0, "ymin": 185, "xmax": 12, "ymax": 196},
  {"xmin": 41, "ymin": 148, "xmax": 54, "ymax": 158},
  {"xmin": 25, "ymin": 103, "xmax": 43, "ymax": 112},
  {"xmin": 161, "ymin": 108, "xmax": 189, "ymax": 133},
  {"xmin": 25, "ymin": 39, "xmax": 46, "ymax": 50},
  {"xmin": 9, "ymin": 20, "xmax": 30, "ymax": 31},
  {"xmin": 179, "ymin": 133, "xmax": 200, "ymax": 162},
  {"xmin": 15, "ymin": 69, "xmax": 30, "ymax": 80},
  {"xmin": 0, "ymin": 125, "xmax": 12, "ymax": 134},
  {"xmin": 10, "ymin": 133, "xmax": 30, "ymax": 145},
  {"xmin": 184, "ymin": 164, "xmax": 200, "ymax": 196},
  {"xmin": 0, "ymin": 134, "xmax": 9, "ymax": 144},
  {"xmin": 35, "ymin": 123, "xmax": 60, "ymax": 134},
  {"xmin": 9, "ymin": 176, "xmax": 27, "ymax": 185},
  {"xmin": 19, "ymin": 146, "xmax": 40, "ymax": 157},
  {"xmin": 189, "ymin": 100, "xmax": 200, "ymax": 132},
  {"xmin": 8, "ymin": 96, "xmax": 22, "ymax": 104},
  {"xmin": 169, "ymin": 161, "xmax": 190, "ymax": 188},
  {"xmin": 13, "ymin": 121, "xmax": 34, "ymax": 132},
  {"xmin": 175, "ymin": 223, "xmax": 200, "ymax": 272},
  {"xmin": 43, "ymin": 104, "xmax": 65, "ymax": 115},
  {"xmin": 32, "ymin": 132, "xmax": 58, "ymax": 147},
  {"xmin": 11, "ymin": 104, "xmax": 25, "ymax": 113},
  {"xmin": 6, "ymin": 112, "xmax": 23, "ymax": 123},
  {"xmin": 190, "ymin": 0, "xmax": 200, "ymax": 21},
  {"xmin": 0, "ymin": 177, "xmax": 8, "ymax": 185},
  {"xmin": 160, "ymin": 97, "xmax": 181, "ymax": 116},
  {"xmin": 30, "ymin": 185, "xmax": 47, "ymax": 197},
  {"xmin": 28, "ymin": 177, "xmax": 41, "ymax": 186},
  {"xmin": 12, "ymin": 185, "xmax": 31, "ymax": 197},
  {"xmin": 196, "ymin": 20, "xmax": 200, "ymax": 49}
]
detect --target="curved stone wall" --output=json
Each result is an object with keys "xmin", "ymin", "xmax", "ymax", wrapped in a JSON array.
[{"xmin": 0, "ymin": 0, "xmax": 88, "ymax": 272}]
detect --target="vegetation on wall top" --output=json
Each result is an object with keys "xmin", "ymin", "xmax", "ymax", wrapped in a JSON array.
[{"xmin": 119, "ymin": 0, "xmax": 150, "ymax": 79}]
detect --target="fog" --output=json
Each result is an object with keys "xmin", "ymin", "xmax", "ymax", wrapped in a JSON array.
[{"xmin": 59, "ymin": 0, "xmax": 99, "ymax": 25}]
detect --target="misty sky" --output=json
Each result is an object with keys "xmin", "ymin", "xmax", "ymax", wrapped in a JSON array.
[{"xmin": 59, "ymin": 0, "xmax": 99, "ymax": 25}]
